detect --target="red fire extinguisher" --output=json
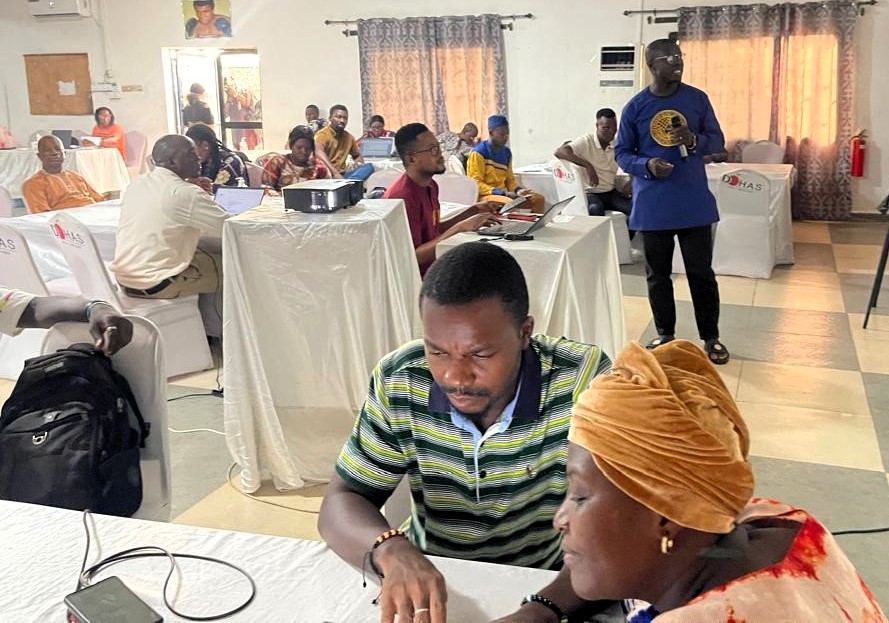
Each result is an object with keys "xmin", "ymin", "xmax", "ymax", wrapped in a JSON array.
[{"xmin": 851, "ymin": 130, "xmax": 866, "ymax": 177}]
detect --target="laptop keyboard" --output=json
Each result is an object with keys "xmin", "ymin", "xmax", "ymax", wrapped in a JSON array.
[{"xmin": 479, "ymin": 218, "xmax": 534, "ymax": 235}]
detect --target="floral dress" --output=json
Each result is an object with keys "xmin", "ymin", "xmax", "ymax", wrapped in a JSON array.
[{"xmin": 202, "ymin": 148, "xmax": 246, "ymax": 187}]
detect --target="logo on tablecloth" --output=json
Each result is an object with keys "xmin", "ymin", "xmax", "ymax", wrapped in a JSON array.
[
  {"xmin": 50, "ymin": 222, "xmax": 85, "ymax": 246},
  {"xmin": 554, "ymin": 166, "xmax": 575, "ymax": 182},
  {"xmin": 0, "ymin": 237, "xmax": 16, "ymax": 254},
  {"xmin": 721, "ymin": 173, "xmax": 764, "ymax": 193}
]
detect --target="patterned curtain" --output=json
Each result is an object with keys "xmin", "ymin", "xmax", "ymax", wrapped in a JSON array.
[
  {"xmin": 679, "ymin": 2, "xmax": 858, "ymax": 220},
  {"xmin": 357, "ymin": 15, "xmax": 507, "ymax": 135}
]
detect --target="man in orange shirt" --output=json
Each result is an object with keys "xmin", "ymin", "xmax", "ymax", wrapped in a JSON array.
[{"xmin": 22, "ymin": 136, "xmax": 104, "ymax": 213}]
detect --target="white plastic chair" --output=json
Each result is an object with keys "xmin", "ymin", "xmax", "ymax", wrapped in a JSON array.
[
  {"xmin": 0, "ymin": 187, "xmax": 14, "ymax": 218},
  {"xmin": 552, "ymin": 161, "xmax": 632, "ymax": 264},
  {"xmin": 366, "ymin": 169, "xmax": 402, "ymax": 193},
  {"xmin": 42, "ymin": 317, "xmax": 171, "ymax": 521},
  {"xmin": 124, "ymin": 131, "xmax": 148, "ymax": 177},
  {"xmin": 47, "ymin": 212, "xmax": 213, "ymax": 378},
  {"xmin": 433, "ymin": 172, "xmax": 478, "ymax": 205},
  {"xmin": 0, "ymin": 222, "xmax": 80, "ymax": 379},
  {"xmin": 741, "ymin": 140, "xmax": 785, "ymax": 164},
  {"xmin": 245, "ymin": 162, "xmax": 264, "ymax": 188},
  {"xmin": 28, "ymin": 130, "xmax": 51, "ymax": 145},
  {"xmin": 712, "ymin": 169, "xmax": 775, "ymax": 278},
  {"xmin": 445, "ymin": 154, "xmax": 466, "ymax": 175}
]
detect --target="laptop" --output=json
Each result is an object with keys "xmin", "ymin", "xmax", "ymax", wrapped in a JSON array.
[
  {"xmin": 359, "ymin": 137, "xmax": 395, "ymax": 160},
  {"xmin": 213, "ymin": 186, "xmax": 264, "ymax": 215},
  {"xmin": 51, "ymin": 130, "xmax": 73, "ymax": 147},
  {"xmin": 478, "ymin": 196, "xmax": 574, "ymax": 237}
]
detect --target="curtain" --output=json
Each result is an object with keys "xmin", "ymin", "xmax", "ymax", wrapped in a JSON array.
[
  {"xmin": 357, "ymin": 15, "xmax": 507, "ymax": 135},
  {"xmin": 679, "ymin": 2, "xmax": 858, "ymax": 220}
]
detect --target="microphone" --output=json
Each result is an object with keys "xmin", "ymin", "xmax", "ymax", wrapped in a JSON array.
[{"xmin": 671, "ymin": 116, "xmax": 688, "ymax": 161}]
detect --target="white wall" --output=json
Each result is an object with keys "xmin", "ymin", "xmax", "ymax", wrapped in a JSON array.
[{"xmin": 0, "ymin": 0, "xmax": 885, "ymax": 210}]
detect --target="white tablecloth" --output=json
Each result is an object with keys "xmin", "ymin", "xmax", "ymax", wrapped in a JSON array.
[
  {"xmin": 0, "ymin": 500, "xmax": 556, "ymax": 622},
  {"xmin": 437, "ymin": 215, "xmax": 626, "ymax": 359},
  {"xmin": 223, "ymin": 199, "xmax": 422, "ymax": 492},
  {"xmin": 4, "ymin": 200, "xmax": 121, "ymax": 282},
  {"xmin": 705, "ymin": 163, "xmax": 795, "ymax": 265},
  {"xmin": 0, "ymin": 147, "xmax": 130, "ymax": 199},
  {"xmin": 515, "ymin": 163, "xmax": 558, "ymax": 205}
]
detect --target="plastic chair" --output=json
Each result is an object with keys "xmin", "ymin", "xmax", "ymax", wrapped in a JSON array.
[
  {"xmin": 0, "ymin": 187, "xmax": 13, "ymax": 218},
  {"xmin": 433, "ymin": 173, "xmax": 478, "ymax": 205},
  {"xmin": 365, "ymin": 169, "xmax": 402, "ymax": 194},
  {"xmin": 741, "ymin": 140, "xmax": 785, "ymax": 164},
  {"xmin": 0, "ymin": 222, "xmax": 80, "ymax": 379},
  {"xmin": 712, "ymin": 169, "xmax": 775, "ymax": 278},
  {"xmin": 552, "ymin": 161, "xmax": 632, "ymax": 264},
  {"xmin": 245, "ymin": 162, "xmax": 265, "ymax": 188},
  {"xmin": 124, "ymin": 131, "xmax": 148, "ymax": 177},
  {"xmin": 42, "ymin": 317, "xmax": 171, "ymax": 521},
  {"xmin": 47, "ymin": 212, "xmax": 213, "ymax": 378},
  {"xmin": 445, "ymin": 154, "xmax": 466, "ymax": 175},
  {"xmin": 28, "ymin": 130, "xmax": 50, "ymax": 145}
]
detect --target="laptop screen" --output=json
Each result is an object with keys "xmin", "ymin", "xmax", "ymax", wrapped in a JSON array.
[
  {"xmin": 51, "ymin": 130, "xmax": 73, "ymax": 147},
  {"xmin": 359, "ymin": 137, "xmax": 395, "ymax": 159},
  {"xmin": 213, "ymin": 187, "xmax": 264, "ymax": 215}
]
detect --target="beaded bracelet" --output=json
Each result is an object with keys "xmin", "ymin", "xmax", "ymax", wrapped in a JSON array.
[{"xmin": 521, "ymin": 593, "xmax": 566, "ymax": 622}]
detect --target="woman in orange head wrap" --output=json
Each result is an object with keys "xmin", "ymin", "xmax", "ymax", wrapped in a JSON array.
[{"xmin": 552, "ymin": 340, "xmax": 885, "ymax": 623}]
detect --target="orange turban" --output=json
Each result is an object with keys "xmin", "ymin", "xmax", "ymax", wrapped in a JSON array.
[{"xmin": 568, "ymin": 340, "xmax": 753, "ymax": 534}]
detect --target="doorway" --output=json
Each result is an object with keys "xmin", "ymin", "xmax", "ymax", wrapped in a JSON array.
[{"xmin": 163, "ymin": 48, "xmax": 265, "ymax": 153}]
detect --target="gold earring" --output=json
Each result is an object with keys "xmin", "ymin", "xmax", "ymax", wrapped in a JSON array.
[{"xmin": 660, "ymin": 535, "xmax": 674, "ymax": 555}]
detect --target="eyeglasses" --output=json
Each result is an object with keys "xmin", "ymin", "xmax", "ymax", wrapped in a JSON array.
[
  {"xmin": 651, "ymin": 53, "xmax": 685, "ymax": 65},
  {"xmin": 409, "ymin": 144, "xmax": 442, "ymax": 157}
]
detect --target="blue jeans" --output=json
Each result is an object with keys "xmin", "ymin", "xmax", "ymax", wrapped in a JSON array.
[{"xmin": 344, "ymin": 163, "xmax": 374, "ymax": 182}]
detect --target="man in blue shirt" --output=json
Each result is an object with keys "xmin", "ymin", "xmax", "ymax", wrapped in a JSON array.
[{"xmin": 615, "ymin": 39, "xmax": 729, "ymax": 365}]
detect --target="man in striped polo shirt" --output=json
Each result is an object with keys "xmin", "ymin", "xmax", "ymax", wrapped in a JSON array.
[{"xmin": 319, "ymin": 242, "xmax": 613, "ymax": 622}]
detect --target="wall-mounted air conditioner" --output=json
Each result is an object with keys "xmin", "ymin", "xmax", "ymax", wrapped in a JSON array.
[
  {"xmin": 27, "ymin": 0, "xmax": 92, "ymax": 19},
  {"xmin": 598, "ymin": 46, "xmax": 637, "ymax": 89}
]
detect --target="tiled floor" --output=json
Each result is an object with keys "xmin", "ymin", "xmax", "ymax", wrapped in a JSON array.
[{"xmin": 3, "ymin": 220, "xmax": 888, "ymax": 606}]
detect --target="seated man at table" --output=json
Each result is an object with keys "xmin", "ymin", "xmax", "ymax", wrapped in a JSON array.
[
  {"xmin": 554, "ymin": 107, "xmax": 632, "ymax": 219},
  {"xmin": 385, "ymin": 123, "xmax": 500, "ymax": 275},
  {"xmin": 318, "ymin": 242, "xmax": 611, "ymax": 622},
  {"xmin": 1, "ymin": 289, "xmax": 132, "ymax": 355},
  {"xmin": 467, "ymin": 115, "xmax": 545, "ymax": 214},
  {"xmin": 22, "ymin": 136, "xmax": 104, "ymax": 214},
  {"xmin": 436, "ymin": 122, "xmax": 478, "ymax": 164},
  {"xmin": 110, "ymin": 135, "xmax": 228, "ymax": 299},
  {"xmin": 314, "ymin": 104, "xmax": 374, "ymax": 182}
]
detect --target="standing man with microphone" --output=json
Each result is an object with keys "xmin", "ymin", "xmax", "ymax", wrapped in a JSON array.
[{"xmin": 615, "ymin": 38, "xmax": 730, "ymax": 364}]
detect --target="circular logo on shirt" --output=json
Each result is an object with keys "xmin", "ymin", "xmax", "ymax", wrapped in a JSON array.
[{"xmin": 650, "ymin": 110, "xmax": 687, "ymax": 147}]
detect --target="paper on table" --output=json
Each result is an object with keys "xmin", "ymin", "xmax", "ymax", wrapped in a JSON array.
[{"xmin": 81, "ymin": 136, "xmax": 102, "ymax": 147}]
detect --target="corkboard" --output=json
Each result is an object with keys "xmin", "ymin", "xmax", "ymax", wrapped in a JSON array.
[{"xmin": 24, "ymin": 53, "xmax": 93, "ymax": 115}]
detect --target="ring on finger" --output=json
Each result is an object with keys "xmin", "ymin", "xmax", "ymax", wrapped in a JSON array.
[{"xmin": 414, "ymin": 607, "xmax": 431, "ymax": 616}]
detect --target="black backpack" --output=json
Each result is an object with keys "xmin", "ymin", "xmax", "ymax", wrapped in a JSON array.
[{"xmin": 0, "ymin": 343, "xmax": 150, "ymax": 516}]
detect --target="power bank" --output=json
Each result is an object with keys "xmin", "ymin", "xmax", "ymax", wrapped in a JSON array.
[{"xmin": 65, "ymin": 576, "xmax": 163, "ymax": 622}]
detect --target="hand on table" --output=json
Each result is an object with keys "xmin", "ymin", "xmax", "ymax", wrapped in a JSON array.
[
  {"xmin": 646, "ymin": 158, "xmax": 674, "ymax": 179},
  {"xmin": 87, "ymin": 303, "xmax": 134, "ymax": 356},
  {"xmin": 472, "ymin": 200, "xmax": 500, "ymax": 215},
  {"xmin": 186, "ymin": 176, "xmax": 214, "ymax": 193},
  {"xmin": 375, "ymin": 538, "xmax": 447, "ymax": 623},
  {"xmin": 458, "ymin": 212, "xmax": 501, "ymax": 233}
]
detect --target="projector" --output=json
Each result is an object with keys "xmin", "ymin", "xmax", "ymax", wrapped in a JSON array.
[{"xmin": 283, "ymin": 179, "xmax": 363, "ymax": 213}]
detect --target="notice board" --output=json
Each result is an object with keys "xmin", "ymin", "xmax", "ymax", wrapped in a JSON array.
[{"xmin": 24, "ymin": 53, "xmax": 93, "ymax": 115}]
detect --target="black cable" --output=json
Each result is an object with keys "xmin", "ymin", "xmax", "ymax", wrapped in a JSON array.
[
  {"xmin": 167, "ymin": 391, "xmax": 223, "ymax": 402},
  {"xmin": 832, "ymin": 527, "xmax": 889, "ymax": 536},
  {"xmin": 77, "ymin": 511, "xmax": 256, "ymax": 620}
]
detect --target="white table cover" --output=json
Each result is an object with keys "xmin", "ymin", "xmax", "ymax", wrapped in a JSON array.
[
  {"xmin": 515, "ymin": 163, "xmax": 559, "ymax": 205},
  {"xmin": 705, "ymin": 163, "xmax": 795, "ymax": 265},
  {"xmin": 437, "ymin": 215, "xmax": 626, "ymax": 360},
  {"xmin": 223, "ymin": 200, "xmax": 422, "ymax": 492},
  {"xmin": 0, "ymin": 500, "xmax": 556, "ymax": 622},
  {"xmin": 0, "ymin": 147, "xmax": 130, "ymax": 199}
]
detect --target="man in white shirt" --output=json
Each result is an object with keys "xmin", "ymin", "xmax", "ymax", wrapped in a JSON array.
[
  {"xmin": 554, "ymin": 108, "xmax": 632, "ymax": 218},
  {"xmin": 111, "ymin": 135, "xmax": 228, "ymax": 299},
  {"xmin": 0, "ymin": 289, "xmax": 132, "ymax": 355}
]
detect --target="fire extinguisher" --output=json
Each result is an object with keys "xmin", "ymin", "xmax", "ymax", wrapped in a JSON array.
[{"xmin": 851, "ymin": 130, "xmax": 867, "ymax": 177}]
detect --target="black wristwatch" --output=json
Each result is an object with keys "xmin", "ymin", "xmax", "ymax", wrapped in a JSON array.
[{"xmin": 521, "ymin": 593, "xmax": 566, "ymax": 622}]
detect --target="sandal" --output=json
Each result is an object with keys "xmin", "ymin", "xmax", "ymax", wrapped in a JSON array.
[
  {"xmin": 704, "ymin": 339, "xmax": 730, "ymax": 365},
  {"xmin": 646, "ymin": 335, "xmax": 675, "ymax": 350}
]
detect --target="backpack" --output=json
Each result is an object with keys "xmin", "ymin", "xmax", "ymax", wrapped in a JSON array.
[{"xmin": 0, "ymin": 343, "xmax": 149, "ymax": 516}]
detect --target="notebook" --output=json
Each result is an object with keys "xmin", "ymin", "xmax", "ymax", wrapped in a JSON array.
[
  {"xmin": 213, "ymin": 187, "xmax": 264, "ymax": 215},
  {"xmin": 359, "ymin": 137, "xmax": 395, "ymax": 159},
  {"xmin": 477, "ymin": 197, "xmax": 574, "ymax": 237}
]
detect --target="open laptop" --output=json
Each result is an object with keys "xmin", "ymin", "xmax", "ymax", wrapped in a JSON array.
[
  {"xmin": 477, "ymin": 196, "xmax": 574, "ymax": 237},
  {"xmin": 359, "ymin": 137, "xmax": 395, "ymax": 160},
  {"xmin": 213, "ymin": 186, "xmax": 264, "ymax": 215},
  {"xmin": 51, "ymin": 130, "xmax": 73, "ymax": 147}
]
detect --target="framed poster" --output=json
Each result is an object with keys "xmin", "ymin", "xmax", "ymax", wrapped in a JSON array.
[
  {"xmin": 24, "ymin": 53, "xmax": 93, "ymax": 116},
  {"xmin": 183, "ymin": 0, "xmax": 232, "ymax": 39}
]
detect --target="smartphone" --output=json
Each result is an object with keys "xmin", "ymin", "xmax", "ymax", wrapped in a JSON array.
[
  {"xmin": 498, "ymin": 195, "xmax": 528, "ymax": 215},
  {"xmin": 65, "ymin": 576, "xmax": 163, "ymax": 623}
]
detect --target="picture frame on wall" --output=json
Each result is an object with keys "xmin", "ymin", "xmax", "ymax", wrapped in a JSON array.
[{"xmin": 183, "ymin": 0, "xmax": 232, "ymax": 39}]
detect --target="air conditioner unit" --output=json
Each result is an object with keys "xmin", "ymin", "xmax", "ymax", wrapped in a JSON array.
[{"xmin": 27, "ymin": 0, "xmax": 92, "ymax": 19}]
